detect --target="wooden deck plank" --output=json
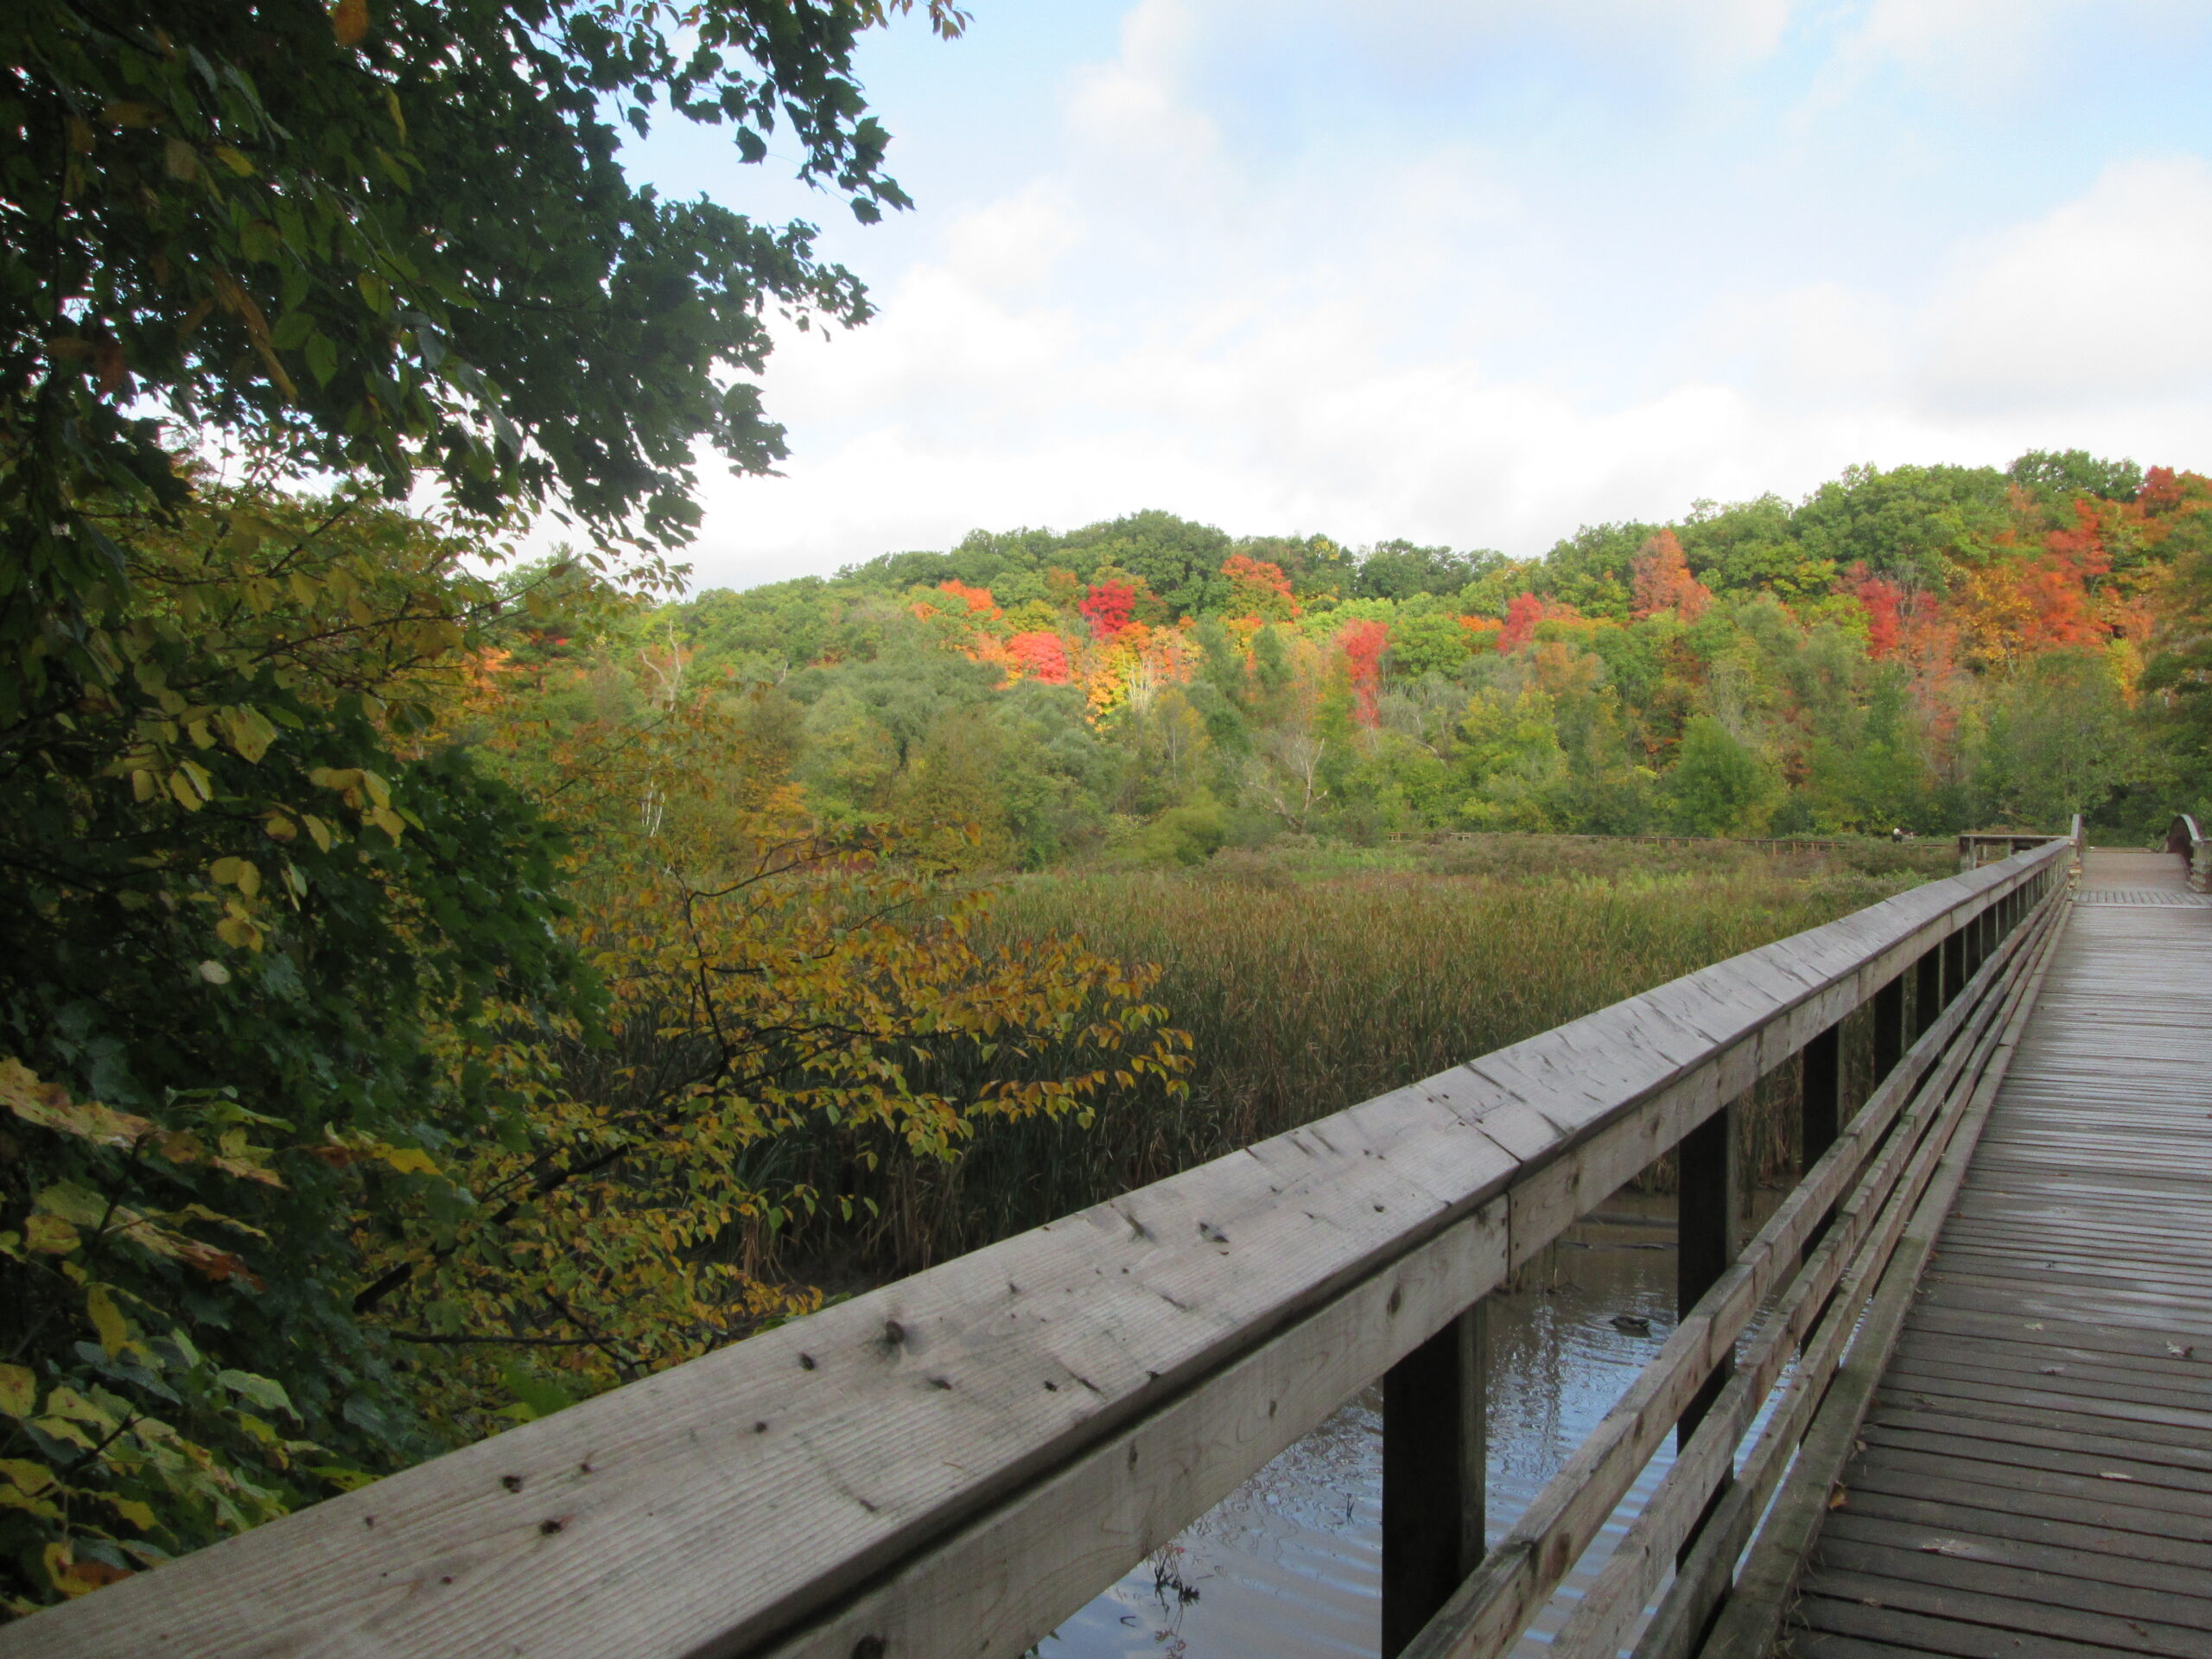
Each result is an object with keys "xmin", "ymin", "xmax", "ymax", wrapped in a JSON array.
[
  {"xmin": 1796, "ymin": 1592, "xmax": 2155, "ymax": 1659},
  {"xmin": 1857, "ymin": 1421, "xmax": 2212, "ymax": 1496},
  {"xmin": 1808, "ymin": 1534, "xmax": 2212, "ymax": 1631},
  {"xmin": 1836, "ymin": 1490, "xmax": 2212, "ymax": 1574},
  {"xmin": 1796, "ymin": 1565, "xmax": 2212, "ymax": 1659},
  {"xmin": 1827, "ymin": 1508, "xmax": 2212, "ymax": 1595},
  {"xmin": 1781, "ymin": 881, "xmax": 2212, "ymax": 1656}
]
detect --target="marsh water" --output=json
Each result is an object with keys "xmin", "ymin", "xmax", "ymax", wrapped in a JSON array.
[{"xmin": 1039, "ymin": 1196, "xmax": 1691, "ymax": 1659}]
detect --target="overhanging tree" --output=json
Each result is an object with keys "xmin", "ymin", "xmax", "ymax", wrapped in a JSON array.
[
  {"xmin": 3, "ymin": 0, "xmax": 965, "ymax": 715},
  {"xmin": 0, "ymin": 0, "xmax": 977, "ymax": 1610}
]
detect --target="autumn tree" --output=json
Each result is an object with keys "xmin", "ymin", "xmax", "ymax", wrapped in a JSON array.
[
  {"xmin": 1630, "ymin": 531, "xmax": 1713, "ymax": 621},
  {"xmin": 344, "ymin": 649, "xmax": 1189, "ymax": 1423}
]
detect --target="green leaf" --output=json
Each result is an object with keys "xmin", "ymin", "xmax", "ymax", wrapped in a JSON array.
[
  {"xmin": 271, "ymin": 311, "xmax": 315, "ymax": 353},
  {"xmin": 217, "ymin": 1370, "xmax": 295, "ymax": 1418},
  {"xmin": 0, "ymin": 1366, "xmax": 36, "ymax": 1419},
  {"xmin": 86, "ymin": 1286, "xmax": 129, "ymax": 1357}
]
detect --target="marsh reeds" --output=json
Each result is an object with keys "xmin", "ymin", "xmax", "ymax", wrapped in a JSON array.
[{"xmin": 771, "ymin": 836, "xmax": 1946, "ymax": 1285}]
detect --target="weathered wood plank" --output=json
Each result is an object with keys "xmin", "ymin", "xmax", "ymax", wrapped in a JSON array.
[
  {"xmin": 1810, "ymin": 1533, "xmax": 2212, "ymax": 1630},
  {"xmin": 1834, "ymin": 1484, "xmax": 2212, "ymax": 1567},
  {"xmin": 1800, "ymin": 1564, "xmax": 2212, "ymax": 1658},
  {"xmin": 1796, "ymin": 1587, "xmax": 2178, "ymax": 1659},
  {"xmin": 1828, "ymin": 1508, "xmax": 2212, "ymax": 1594},
  {"xmin": 1859, "ymin": 1418, "xmax": 2212, "ymax": 1487}
]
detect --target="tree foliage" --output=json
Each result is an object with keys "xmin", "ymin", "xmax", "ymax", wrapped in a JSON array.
[
  {"xmin": 668, "ymin": 453, "xmax": 2212, "ymax": 850},
  {"xmin": 3, "ymin": 0, "xmax": 963, "ymax": 710}
]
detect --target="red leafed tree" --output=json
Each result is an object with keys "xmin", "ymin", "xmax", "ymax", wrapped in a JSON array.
[
  {"xmin": 1629, "ymin": 530, "xmax": 1712, "ymax": 620},
  {"xmin": 1220, "ymin": 553, "xmax": 1298, "ymax": 620},
  {"xmin": 1839, "ymin": 563, "xmax": 1905, "ymax": 658},
  {"xmin": 1338, "ymin": 619, "xmax": 1389, "ymax": 726},
  {"xmin": 1006, "ymin": 631, "xmax": 1071, "ymax": 683},
  {"xmin": 1498, "ymin": 591, "xmax": 1578, "ymax": 652},
  {"xmin": 1078, "ymin": 580, "xmax": 1136, "ymax": 640}
]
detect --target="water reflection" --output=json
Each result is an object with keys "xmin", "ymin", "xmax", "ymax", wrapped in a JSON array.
[{"xmin": 1041, "ymin": 1201, "xmax": 1681, "ymax": 1659}]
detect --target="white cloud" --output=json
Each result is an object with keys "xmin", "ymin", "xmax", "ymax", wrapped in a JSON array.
[
  {"xmin": 1206, "ymin": 0, "xmax": 1796, "ymax": 73},
  {"xmin": 656, "ymin": 3, "xmax": 2212, "ymax": 592},
  {"xmin": 1919, "ymin": 157, "xmax": 2212, "ymax": 411}
]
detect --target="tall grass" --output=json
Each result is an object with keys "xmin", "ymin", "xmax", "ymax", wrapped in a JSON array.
[{"xmin": 793, "ymin": 836, "xmax": 1946, "ymax": 1282}]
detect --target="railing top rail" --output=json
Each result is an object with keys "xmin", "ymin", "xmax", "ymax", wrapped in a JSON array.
[{"xmin": 3, "ymin": 841, "xmax": 2071, "ymax": 1659}]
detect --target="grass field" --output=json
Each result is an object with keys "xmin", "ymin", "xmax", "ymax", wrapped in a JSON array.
[{"xmin": 791, "ymin": 834, "xmax": 1951, "ymax": 1282}]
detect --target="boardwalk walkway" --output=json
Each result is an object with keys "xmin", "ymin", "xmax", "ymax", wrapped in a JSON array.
[{"xmin": 1785, "ymin": 849, "xmax": 2212, "ymax": 1657}]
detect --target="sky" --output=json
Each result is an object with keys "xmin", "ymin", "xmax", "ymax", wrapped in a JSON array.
[{"xmin": 621, "ymin": 0, "xmax": 2212, "ymax": 591}]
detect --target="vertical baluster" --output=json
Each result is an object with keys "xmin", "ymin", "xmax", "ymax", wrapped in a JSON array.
[
  {"xmin": 1676, "ymin": 1097, "xmax": 1739, "ymax": 1566},
  {"xmin": 1382, "ymin": 1302, "xmax": 1486, "ymax": 1657},
  {"xmin": 1943, "ymin": 925, "xmax": 1967, "ymax": 1005},
  {"xmin": 1801, "ymin": 1022, "xmax": 1842, "ymax": 1164},
  {"xmin": 1801, "ymin": 1021, "xmax": 1844, "ymax": 1261},
  {"xmin": 1872, "ymin": 976, "xmax": 1905, "ymax": 1084},
  {"xmin": 1678, "ymin": 1100, "xmax": 1739, "ymax": 1442},
  {"xmin": 1914, "ymin": 946, "xmax": 1942, "ymax": 1041}
]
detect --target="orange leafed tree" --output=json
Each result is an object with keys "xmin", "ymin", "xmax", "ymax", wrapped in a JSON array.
[
  {"xmin": 1630, "ymin": 530, "xmax": 1712, "ymax": 621},
  {"xmin": 1221, "ymin": 553, "xmax": 1299, "ymax": 621},
  {"xmin": 931, "ymin": 579, "xmax": 1001, "ymax": 620}
]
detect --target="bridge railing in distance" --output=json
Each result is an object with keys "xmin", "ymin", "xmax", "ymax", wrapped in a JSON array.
[
  {"xmin": 0, "ymin": 843, "xmax": 2075, "ymax": 1659},
  {"xmin": 1955, "ymin": 826, "xmax": 2068, "ymax": 872},
  {"xmin": 2165, "ymin": 811, "xmax": 2209, "ymax": 891}
]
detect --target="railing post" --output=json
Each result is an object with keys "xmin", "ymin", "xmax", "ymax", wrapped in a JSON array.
[
  {"xmin": 1382, "ymin": 1301, "xmax": 1486, "ymax": 1657},
  {"xmin": 1801, "ymin": 1023, "xmax": 1841, "ymax": 1164},
  {"xmin": 1942, "ymin": 925, "xmax": 1967, "ymax": 1007},
  {"xmin": 1913, "ymin": 945, "xmax": 1942, "ymax": 1040},
  {"xmin": 1871, "ymin": 976, "xmax": 1904, "ymax": 1081},
  {"xmin": 1678, "ymin": 1100, "xmax": 1739, "ymax": 1443}
]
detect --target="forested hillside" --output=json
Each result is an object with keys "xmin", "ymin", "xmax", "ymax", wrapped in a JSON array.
[{"xmin": 654, "ymin": 451, "xmax": 2212, "ymax": 864}]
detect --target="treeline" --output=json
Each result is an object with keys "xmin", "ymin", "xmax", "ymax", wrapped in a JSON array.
[{"xmin": 650, "ymin": 450, "xmax": 2212, "ymax": 865}]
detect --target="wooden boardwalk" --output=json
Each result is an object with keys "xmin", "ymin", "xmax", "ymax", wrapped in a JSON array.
[{"xmin": 1786, "ymin": 849, "xmax": 2212, "ymax": 1658}]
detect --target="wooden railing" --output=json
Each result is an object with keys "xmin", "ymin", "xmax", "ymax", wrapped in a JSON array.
[
  {"xmin": 1955, "ymin": 826, "xmax": 2067, "ymax": 871},
  {"xmin": 0, "ymin": 842, "xmax": 2075, "ymax": 1659},
  {"xmin": 2165, "ymin": 812, "xmax": 2209, "ymax": 892}
]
